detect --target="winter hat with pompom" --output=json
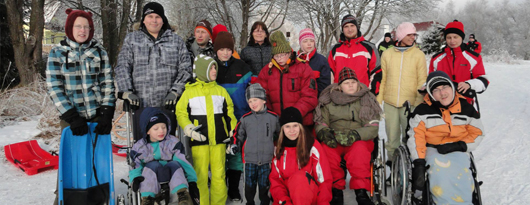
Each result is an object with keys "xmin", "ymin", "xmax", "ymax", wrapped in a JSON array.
[
  {"xmin": 212, "ymin": 24, "xmax": 228, "ymax": 44},
  {"xmin": 298, "ymin": 28, "xmax": 316, "ymax": 44},
  {"xmin": 444, "ymin": 20, "xmax": 465, "ymax": 39},
  {"xmin": 65, "ymin": 9, "xmax": 94, "ymax": 43}
]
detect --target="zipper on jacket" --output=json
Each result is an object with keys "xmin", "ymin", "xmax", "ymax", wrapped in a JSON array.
[
  {"xmin": 259, "ymin": 46, "xmax": 263, "ymax": 72},
  {"xmin": 266, "ymin": 123, "xmax": 270, "ymax": 137},
  {"xmin": 291, "ymin": 78, "xmax": 295, "ymax": 90},
  {"xmin": 451, "ymin": 48, "xmax": 456, "ymax": 80},
  {"xmin": 280, "ymin": 72, "xmax": 284, "ymax": 110},
  {"xmin": 396, "ymin": 51, "xmax": 404, "ymax": 106}
]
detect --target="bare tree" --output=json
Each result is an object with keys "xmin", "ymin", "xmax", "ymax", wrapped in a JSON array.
[
  {"xmin": 6, "ymin": 0, "xmax": 45, "ymax": 85},
  {"xmin": 100, "ymin": 0, "xmax": 132, "ymax": 67}
]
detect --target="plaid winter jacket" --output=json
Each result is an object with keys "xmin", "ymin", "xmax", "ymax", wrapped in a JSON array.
[
  {"xmin": 115, "ymin": 28, "xmax": 192, "ymax": 107},
  {"xmin": 46, "ymin": 38, "xmax": 116, "ymax": 119}
]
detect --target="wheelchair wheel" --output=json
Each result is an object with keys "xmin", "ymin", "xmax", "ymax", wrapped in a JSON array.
[{"xmin": 391, "ymin": 146, "xmax": 412, "ymax": 205}]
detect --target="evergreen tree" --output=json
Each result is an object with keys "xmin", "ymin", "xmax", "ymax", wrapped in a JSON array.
[{"xmin": 421, "ymin": 24, "xmax": 444, "ymax": 55}]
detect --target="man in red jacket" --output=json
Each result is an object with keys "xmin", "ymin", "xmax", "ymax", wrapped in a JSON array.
[{"xmin": 328, "ymin": 14, "xmax": 381, "ymax": 95}]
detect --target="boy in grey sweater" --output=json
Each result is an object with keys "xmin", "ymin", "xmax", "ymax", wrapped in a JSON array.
[{"xmin": 227, "ymin": 83, "xmax": 280, "ymax": 205}]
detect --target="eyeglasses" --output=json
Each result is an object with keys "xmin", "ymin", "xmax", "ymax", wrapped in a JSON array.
[
  {"xmin": 253, "ymin": 30, "xmax": 265, "ymax": 34},
  {"xmin": 274, "ymin": 53, "xmax": 290, "ymax": 59},
  {"xmin": 74, "ymin": 25, "xmax": 91, "ymax": 31},
  {"xmin": 432, "ymin": 85, "xmax": 452, "ymax": 94}
]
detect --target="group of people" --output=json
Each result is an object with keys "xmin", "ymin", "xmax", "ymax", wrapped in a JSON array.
[{"xmin": 46, "ymin": 1, "xmax": 488, "ymax": 205}]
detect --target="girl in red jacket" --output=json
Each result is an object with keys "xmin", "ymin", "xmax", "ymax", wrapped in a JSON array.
[{"xmin": 270, "ymin": 107, "xmax": 333, "ymax": 205}]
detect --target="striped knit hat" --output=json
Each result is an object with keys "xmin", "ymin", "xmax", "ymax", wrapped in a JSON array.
[
  {"xmin": 338, "ymin": 67, "xmax": 358, "ymax": 85},
  {"xmin": 193, "ymin": 54, "xmax": 218, "ymax": 82},
  {"xmin": 444, "ymin": 20, "xmax": 465, "ymax": 39},
  {"xmin": 299, "ymin": 28, "xmax": 316, "ymax": 44},
  {"xmin": 270, "ymin": 31, "xmax": 292, "ymax": 55},
  {"xmin": 195, "ymin": 20, "xmax": 213, "ymax": 39}
]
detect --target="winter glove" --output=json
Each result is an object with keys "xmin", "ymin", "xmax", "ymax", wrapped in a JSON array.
[
  {"xmin": 188, "ymin": 182, "xmax": 200, "ymax": 204},
  {"xmin": 226, "ymin": 144, "xmax": 238, "ymax": 155},
  {"xmin": 119, "ymin": 91, "xmax": 140, "ymax": 110},
  {"xmin": 60, "ymin": 109, "xmax": 88, "ymax": 136},
  {"xmin": 277, "ymin": 196, "xmax": 293, "ymax": 205},
  {"xmin": 95, "ymin": 106, "xmax": 115, "ymax": 135},
  {"xmin": 317, "ymin": 127, "xmax": 337, "ymax": 148},
  {"xmin": 184, "ymin": 124, "xmax": 207, "ymax": 142},
  {"xmin": 132, "ymin": 176, "xmax": 145, "ymax": 192},
  {"xmin": 163, "ymin": 91, "xmax": 180, "ymax": 110},
  {"xmin": 435, "ymin": 141, "xmax": 467, "ymax": 154},
  {"xmin": 411, "ymin": 159, "xmax": 427, "ymax": 192}
]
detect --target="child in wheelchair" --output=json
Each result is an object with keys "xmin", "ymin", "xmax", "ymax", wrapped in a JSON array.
[
  {"xmin": 129, "ymin": 107, "xmax": 198, "ymax": 205},
  {"xmin": 407, "ymin": 71, "xmax": 484, "ymax": 204}
]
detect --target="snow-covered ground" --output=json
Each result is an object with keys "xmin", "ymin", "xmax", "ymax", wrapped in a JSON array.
[{"xmin": 1, "ymin": 61, "xmax": 529, "ymax": 204}]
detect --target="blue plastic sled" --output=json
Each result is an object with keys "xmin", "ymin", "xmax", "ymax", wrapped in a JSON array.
[{"xmin": 58, "ymin": 122, "xmax": 115, "ymax": 205}]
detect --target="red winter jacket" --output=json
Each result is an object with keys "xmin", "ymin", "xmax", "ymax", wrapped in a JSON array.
[
  {"xmin": 429, "ymin": 45, "xmax": 489, "ymax": 111},
  {"xmin": 257, "ymin": 58, "xmax": 318, "ymax": 126},
  {"xmin": 327, "ymin": 34, "xmax": 380, "ymax": 89},
  {"xmin": 270, "ymin": 140, "xmax": 333, "ymax": 205}
]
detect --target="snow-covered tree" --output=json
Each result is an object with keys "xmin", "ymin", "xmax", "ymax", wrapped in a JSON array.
[{"xmin": 421, "ymin": 23, "xmax": 444, "ymax": 55}]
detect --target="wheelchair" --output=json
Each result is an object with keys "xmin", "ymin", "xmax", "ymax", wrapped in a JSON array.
[
  {"xmin": 369, "ymin": 136, "xmax": 391, "ymax": 205},
  {"xmin": 390, "ymin": 144, "xmax": 483, "ymax": 205},
  {"xmin": 115, "ymin": 100, "xmax": 198, "ymax": 205}
]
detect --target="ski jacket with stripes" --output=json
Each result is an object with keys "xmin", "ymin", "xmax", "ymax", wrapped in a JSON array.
[
  {"xmin": 429, "ymin": 45, "xmax": 488, "ymax": 111},
  {"xmin": 230, "ymin": 107, "xmax": 280, "ymax": 165},
  {"xmin": 270, "ymin": 140, "xmax": 332, "ymax": 204},
  {"xmin": 327, "ymin": 34, "xmax": 381, "ymax": 93},
  {"xmin": 256, "ymin": 59, "xmax": 318, "ymax": 126},
  {"xmin": 377, "ymin": 45, "xmax": 427, "ymax": 107},
  {"xmin": 46, "ymin": 38, "xmax": 116, "ymax": 119},
  {"xmin": 176, "ymin": 79, "xmax": 237, "ymax": 146},
  {"xmin": 406, "ymin": 94, "xmax": 484, "ymax": 161}
]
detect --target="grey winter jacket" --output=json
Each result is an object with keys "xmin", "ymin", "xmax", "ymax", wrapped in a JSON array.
[
  {"xmin": 231, "ymin": 106, "xmax": 280, "ymax": 165},
  {"xmin": 115, "ymin": 27, "xmax": 192, "ymax": 107},
  {"xmin": 240, "ymin": 43, "xmax": 272, "ymax": 75}
]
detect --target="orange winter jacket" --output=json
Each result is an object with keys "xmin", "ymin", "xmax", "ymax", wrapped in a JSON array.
[{"xmin": 406, "ymin": 93, "xmax": 484, "ymax": 160}]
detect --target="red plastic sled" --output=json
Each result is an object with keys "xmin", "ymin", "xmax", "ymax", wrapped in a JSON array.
[
  {"xmin": 111, "ymin": 143, "xmax": 127, "ymax": 157},
  {"xmin": 4, "ymin": 140, "xmax": 59, "ymax": 175}
]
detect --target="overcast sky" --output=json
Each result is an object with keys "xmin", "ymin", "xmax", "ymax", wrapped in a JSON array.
[{"xmin": 439, "ymin": 0, "xmax": 523, "ymax": 10}]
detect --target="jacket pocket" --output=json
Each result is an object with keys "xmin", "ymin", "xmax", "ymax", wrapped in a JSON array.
[
  {"xmin": 133, "ymin": 46, "xmax": 150, "ymax": 65},
  {"xmin": 91, "ymin": 84, "xmax": 102, "ymax": 105},
  {"xmin": 286, "ymin": 74, "xmax": 300, "ymax": 92},
  {"xmin": 160, "ymin": 45, "xmax": 178, "ymax": 66},
  {"xmin": 87, "ymin": 55, "xmax": 101, "ymax": 74}
]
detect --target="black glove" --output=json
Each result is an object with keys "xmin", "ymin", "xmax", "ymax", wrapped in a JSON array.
[
  {"xmin": 412, "ymin": 159, "xmax": 427, "ymax": 192},
  {"xmin": 317, "ymin": 127, "xmax": 337, "ymax": 148},
  {"xmin": 132, "ymin": 176, "xmax": 145, "ymax": 192},
  {"xmin": 95, "ymin": 106, "xmax": 115, "ymax": 135},
  {"xmin": 119, "ymin": 91, "xmax": 140, "ymax": 110},
  {"xmin": 436, "ymin": 141, "xmax": 467, "ymax": 154},
  {"xmin": 164, "ymin": 91, "xmax": 179, "ymax": 110},
  {"xmin": 60, "ymin": 109, "xmax": 88, "ymax": 136},
  {"xmin": 188, "ymin": 182, "xmax": 200, "ymax": 203}
]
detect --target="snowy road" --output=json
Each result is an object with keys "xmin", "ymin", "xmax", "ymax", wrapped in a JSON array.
[{"xmin": 0, "ymin": 61, "xmax": 529, "ymax": 204}]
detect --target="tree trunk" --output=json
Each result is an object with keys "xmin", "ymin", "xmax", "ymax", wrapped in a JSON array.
[
  {"xmin": 135, "ymin": 0, "xmax": 143, "ymax": 23},
  {"xmin": 239, "ymin": 0, "xmax": 250, "ymax": 49},
  {"xmin": 6, "ymin": 0, "xmax": 44, "ymax": 86}
]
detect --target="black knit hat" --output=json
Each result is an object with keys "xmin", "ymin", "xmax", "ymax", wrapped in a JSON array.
[
  {"xmin": 426, "ymin": 71, "xmax": 454, "ymax": 100},
  {"xmin": 280, "ymin": 107, "xmax": 303, "ymax": 127},
  {"xmin": 341, "ymin": 14, "xmax": 359, "ymax": 31},
  {"xmin": 146, "ymin": 113, "xmax": 168, "ymax": 133},
  {"xmin": 384, "ymin": 32, "xmax": 392, "ymax": 38},
  {"xmin": 469, "ymin": 34, "xmax": 475, "ymax": 39},
  {"xmin": 141, "ymin": 2, "xmax": 169, "ymax": 31}
]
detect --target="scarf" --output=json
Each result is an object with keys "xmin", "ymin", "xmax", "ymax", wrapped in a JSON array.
[
  {"xmin": 297, "ymin": 48, "xmax": 316, "ymax": 62},
  {"xmin": 314, "ymin": 83, "xmax": 382, "ymax": 123}
]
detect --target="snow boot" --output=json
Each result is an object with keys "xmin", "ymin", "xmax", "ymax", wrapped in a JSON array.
[
  {"xmin": 141, "ymin": 196, "xmax": 155, "ymax": 205},
  {"xmin": 227, "ymin": 169, "xmax": 242, "ymax": 201},
  {"xmin": 355, "ymin": 189, "xmax": 375, "ymax": 205},
  {"xmin": 330, "ymin": 188, "xmax": 344, "ymax": 205},
  {"xmin": 168, "ymin": 188, "xmax": 192, "ymax": 205}
]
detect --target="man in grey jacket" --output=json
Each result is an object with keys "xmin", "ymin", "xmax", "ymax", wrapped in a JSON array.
[{"xmin": 115, "ymin": 2, "xmax": 192, "ymax": 109}]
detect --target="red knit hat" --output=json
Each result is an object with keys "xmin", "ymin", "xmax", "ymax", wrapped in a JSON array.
[
  {"xmin": 338, "ymin": 67, "xmax": 358, "ymax": 85},
  {"xmin": 212, "ymin": 24, "xmax": 228, "ymax": 44},
  {"xmin": 65, "ymin": 8, "xmax": 94, "ymax": 43},
  {"xmin": 444, "ymin": 20, "xmax": 465, "ymax": 39}
]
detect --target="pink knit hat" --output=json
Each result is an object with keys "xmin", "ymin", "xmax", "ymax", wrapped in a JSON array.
[
  {"xmin": 395, "ymin": 22, "xmax": 417, "ymax": 42},
  {"xmin": 299, "ymin": 28, "xmax": 316, "ymax": 44}
]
